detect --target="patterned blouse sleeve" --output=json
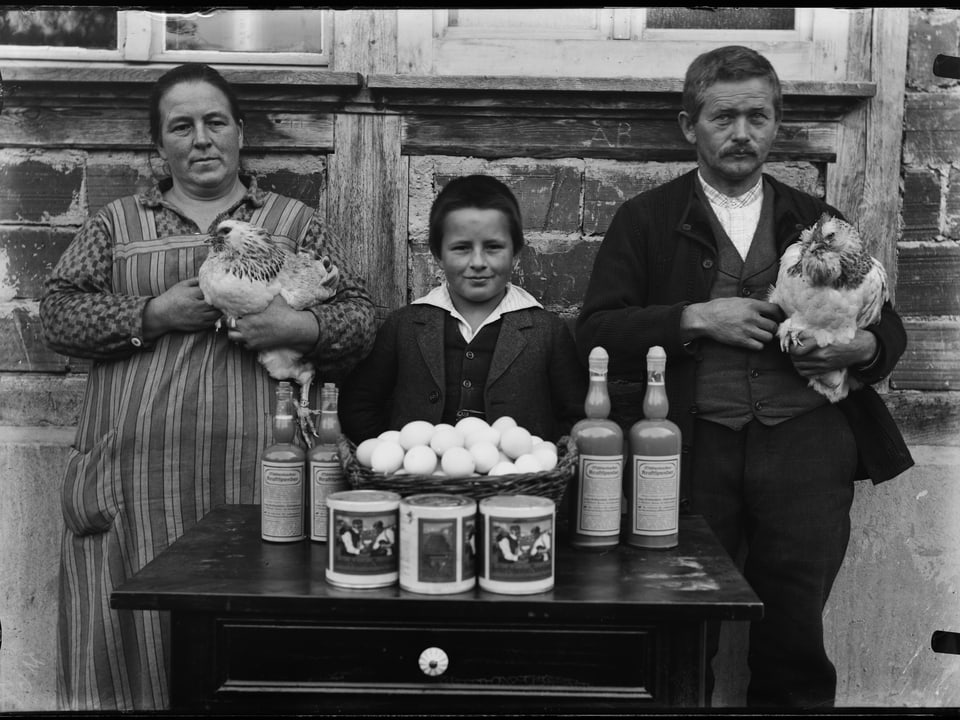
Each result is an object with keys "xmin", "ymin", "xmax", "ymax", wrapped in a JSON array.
[
  {"xmin": 296, "ymin": 211, "xmax": 376, "ymax": 380},
  {"xmin": 40, "ymin": 213, "xmax": 152, "ymax": 360}
]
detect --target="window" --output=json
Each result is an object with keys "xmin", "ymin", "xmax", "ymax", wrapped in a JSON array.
[
  {"xmin": 0, "ymin": 8, "xmax": 330, "ymax": 65},
  {"xmin": 398, "ymin": 7, "xmax": 838, "ymax": 79},
  {"xmin": 641, "ymin": 7, "xmax": 811, "ymax": 41},
  {"xmin": 645, "ymin": 8, "xmax": 795, "ymax": 31},
  {"xmin": 0, "ymin": 6, "xmax": 120, "ymax": 58}
]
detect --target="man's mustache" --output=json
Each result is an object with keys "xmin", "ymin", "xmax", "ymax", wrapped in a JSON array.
[{"xmin": 723, "ymin": 146, "xmax": 756, "ymax": 157}]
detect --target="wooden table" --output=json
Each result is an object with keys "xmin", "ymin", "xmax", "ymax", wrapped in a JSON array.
[{"xmin": 111, "ymin": 504, "xmax": 761, "ymax": 714}]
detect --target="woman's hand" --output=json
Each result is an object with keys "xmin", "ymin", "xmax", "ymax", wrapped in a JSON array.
[
  {"xmin": 143, "ymin": 278, "xmax": 222, "ymax": 340},
  {"xmin": 226, "ymin": 295, "xmax": 320, "ymax": 352}
]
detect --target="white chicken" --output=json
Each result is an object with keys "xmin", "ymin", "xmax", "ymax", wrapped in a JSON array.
[
  {"xmin": 767, "ymin": 213, "xmax": 888, "ymax": 402},
  {"xmin": 198, "ymin": 219, "xmax": 340, "ymax": 444}
]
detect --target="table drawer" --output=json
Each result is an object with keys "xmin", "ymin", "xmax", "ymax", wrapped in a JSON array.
[{"xmin": 217, "ymin": 619, "xmax": 659, "ymax": 698}]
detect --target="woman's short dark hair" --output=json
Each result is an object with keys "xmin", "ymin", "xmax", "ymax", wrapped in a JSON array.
[
  {"xmin": 149, "ymin": 63, "xmax": 244, "ymax": 146},
  {"xmin": 681, "ymin": 45, "xmax": 782, "ymax": 123},
  {"xmin": 428, "ymin": 174, "xmax": 524, "ymax": 257}
]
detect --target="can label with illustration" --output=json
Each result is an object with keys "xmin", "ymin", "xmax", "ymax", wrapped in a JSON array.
[
  {"xmin": 400, "ymin": 493, "xmax": 477, "ymax": 595},
  {"xmin": 479, "ymin": 495, "xmax": 555, "ymax": 595},
  {"xmin": 326, "ymin": 490, "xmax": 400, "ymax": 589}
]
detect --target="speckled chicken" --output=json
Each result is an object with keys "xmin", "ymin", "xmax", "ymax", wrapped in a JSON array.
[
  {"xmin": 767, "ymin": 212, "xmax": 888, "ymax": 402},
  {"xmin": 198, "ymin": 219, "xmax": 340, "ymax": 444}
]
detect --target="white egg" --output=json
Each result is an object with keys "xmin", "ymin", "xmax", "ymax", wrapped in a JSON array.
[
  {"xmin": 464, "ymin": 425, "xmax": 501, "ymax": 449},
  {"xmin": 469, "ymin": 441, "xmax": 501, "ymax": 474},
  {"xmin": 499, "ymin": 425, "xmax": 533, "ymax": 459},
  {"xmin": 355, "ymin": 438, "xmax": 380, "ymax": 468},
  {"xmin": 398, "ymin": 420, "xmax": 436, "ymax": 450},
  {"xmin": 455, "ymin": 416, "xmax": 490, "ymax": 439},
  {"xmin": 370, "ymin": 440, "xmax": 405, "ymax": 474},
  {"xmin": 430, "ymin": 425, "xmax": 465, "ymax": 456},
  {"xmin": 441, "ymin": 446, "xmax": 476, "ymax": 478},
  {"xmin": 532, "ymin": 446, "xmax": 558, "ymax": 472},
  {"xmin": 488, "ymin": 460, "xmax": 517, "ymax": 476},
  {"xmin": 513, "ymin": 453, "xmax": 543, "ymax": 473},
  {"xmin": 491, "ymin": 415, "xmax": 518, "ymax": 434},
  {"xmin": 403, "ymin": 444, "xmax": 438, "ymax": 475},
  {"xmin": 378, "ymin": 429, "xmax": 401, "ymax": 445},
  {"xmin": 533, "ymin": 439, "xmax": 558, "ymax": 456}
]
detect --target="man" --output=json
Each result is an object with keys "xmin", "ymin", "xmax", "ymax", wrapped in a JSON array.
[
  {"xmin": 496, "ymin": 525, "xmax": 522, "ymax": 562},
  {"xmin": 529, "ymin": 526, "xmax": 551, "ymax": 562},
  {"xmin": 576, "ymin": 45, "xmax": 913, "ymax": 707},
  {"xmin": 372, "ymin": 520, "xmax": 395, "ymax": 556},
  {"xmin": 339, "ymin": 518, "xmax": 364, "ymax": 556}
]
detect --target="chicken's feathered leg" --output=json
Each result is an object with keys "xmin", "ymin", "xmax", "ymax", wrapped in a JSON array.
[{"xmin": 295, "ymin": 370, "xmax": 319, "ymax": 449}]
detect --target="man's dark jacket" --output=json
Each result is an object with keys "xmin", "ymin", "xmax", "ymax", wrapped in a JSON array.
[{"xmin": 576, "ymin": 170, "xmax": 913, "ymax": 495}]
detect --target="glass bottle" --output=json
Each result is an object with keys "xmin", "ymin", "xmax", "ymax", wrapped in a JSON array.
[
  {"xmin": 307, "ymin": 382, "xmax": 348, "ymax": 542},
  {"xmin": 626, "ymin": 346, "xmax": 681, "ymax": 549},
  {"xmin": 569, "ymin": 346, "xmax": 624, "ymax": 550},
  {"xmin": 261, "ymin": 381, "xmax": 306, "ymax": 542}
]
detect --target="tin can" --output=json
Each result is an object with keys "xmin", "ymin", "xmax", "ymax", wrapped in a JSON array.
[
  {"xmin": 478, "ymin": 495, "xmax": 555, "ymax": 595},
  {"xmin": 326, "ymin": 490, "xmax": 400, "ymax": 589},
  {"xmin": 399, "ymin": 493, "xmax": 477, "ymax": 595}
]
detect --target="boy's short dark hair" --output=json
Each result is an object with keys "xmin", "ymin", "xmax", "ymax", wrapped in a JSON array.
[
  {"xmin": 682, "ymin": 45, "xmax": 782, "ymax": 123},
  {"xmin": 428, "ymin": 174, "xmax": 524, "ymax": 258}
]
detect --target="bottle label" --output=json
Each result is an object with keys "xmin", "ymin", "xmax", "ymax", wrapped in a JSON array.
[
  {"xmin": 262, "ymin": 460, "xmax": 305, "ymax": 541},
  {"xmin": 576, "ymin": 454, "xmax": 624, "ymax": 536},
  {"xmin": 629, "ymin": 454, "xmax": 679, "ymax": 536},
  {"xmin": 310, "ymin": 454, "xmax": 348, "ymax": 542}
]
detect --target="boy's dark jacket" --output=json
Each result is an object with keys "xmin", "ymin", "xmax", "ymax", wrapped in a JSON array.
[
  {"xmin": 340, "ymin": 304, "xmax": 586, "ymax": 445},
  {"xmin": 576, "ymin": 169, "xmax": 913, "ymax": 486}
]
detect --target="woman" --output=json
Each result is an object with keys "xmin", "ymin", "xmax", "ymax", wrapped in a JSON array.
[{"xmin": 40, "ymin": 63, "xmax": 375, "ymax": 710}]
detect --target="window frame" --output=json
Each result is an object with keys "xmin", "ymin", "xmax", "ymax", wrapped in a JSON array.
[
  {"xmin": 434, "ymin": 8, "xmax": 815, "ymax": 42},
  {"xmin": 0, "ymin": 9, "xmax": 332, "ymax": 66},
  {"xmin": 397, "ymin": 7, "xmax": 848, "ymax": 81}
]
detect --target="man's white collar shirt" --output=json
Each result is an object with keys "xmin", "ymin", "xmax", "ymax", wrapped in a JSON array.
[
  {"xmin": 698, "ymin": 172, "xmax": 764, "ymax": 261},
  {"xmin": 412, "ymin": 282, "xmax": 543, "ymax": 343}
]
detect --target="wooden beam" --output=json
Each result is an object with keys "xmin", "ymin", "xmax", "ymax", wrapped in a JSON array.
[
  {"xmin": 399, "ymin": 116, "xmax": 838, "ymax": 162},
  {"xmin": 368, "ymin": 74, "xmax": 873, "ymax": 120},
  {"xmin": 2, "ymin": 66, "xmax": 362, "ymax": 88},
  {"xmin": 327, "ymin": 9, "xmax": 407, "ymax": 319},
  {"xmin": 828, "ymin": 8, "xmax": 908, "ymax": 298},
  {"xmin": 0, "ymin": 108, "xmax": 335, "ymax": 152},
  {"xmin": 367, "ymin": 73, "xmax": 875, "ymax": 98}
]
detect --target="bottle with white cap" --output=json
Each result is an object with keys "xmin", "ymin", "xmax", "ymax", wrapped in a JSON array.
[
  {"xmin": 569, "ymin": 346, "xmax": 624, "ymax": 550},
  {"xmin": 626, "ymin": 346, "xmax": 681, "ymax": 549}
]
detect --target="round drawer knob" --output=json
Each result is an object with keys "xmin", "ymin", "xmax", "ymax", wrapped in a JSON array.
[{"xmin": 418, "ymin": 646, "xmax": 449, "ymax": 677}]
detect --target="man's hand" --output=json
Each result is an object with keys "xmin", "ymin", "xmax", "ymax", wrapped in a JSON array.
[
  {"xmin": 143, "ymin": 278, "xmax": 222, "ymax": 340},
  {"xmin": 681, "ymin": 298, "xmax": 784, "ymax": 351},
  {"xmin": 786, "ymin": 328, "xmax": 878, "ymax": 378}
]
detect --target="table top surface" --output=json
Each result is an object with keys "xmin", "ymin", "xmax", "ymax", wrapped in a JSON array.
[{"xmin": 112, "ymin": 504, "xmax": 762, "ymax": 622}]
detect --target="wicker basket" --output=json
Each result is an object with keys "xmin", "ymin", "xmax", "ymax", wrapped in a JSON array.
[{"xmin": 338, "ymin": 434, "xmax": 577, "ymax": 505}]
